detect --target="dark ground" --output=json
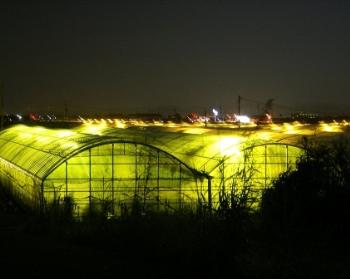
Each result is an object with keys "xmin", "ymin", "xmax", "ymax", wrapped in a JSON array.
[{"xmin": 0, "ymin": 191, "xmax": 350, "ymax": 278}]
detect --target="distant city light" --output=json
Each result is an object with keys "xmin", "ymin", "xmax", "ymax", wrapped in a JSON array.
[{"xmin": 212, "ymin": 109, "xmax": 218, "ymax": 116}]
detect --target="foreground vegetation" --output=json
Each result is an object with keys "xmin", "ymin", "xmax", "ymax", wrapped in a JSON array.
[{"xmin": 1, "ymin": 137, "xmax": 350, "ymax": 277}]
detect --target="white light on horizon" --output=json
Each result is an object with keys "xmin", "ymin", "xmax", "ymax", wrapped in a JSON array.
[{"xmin": 236, "ymin": 115, "xmax": 251, "ymax": 124}]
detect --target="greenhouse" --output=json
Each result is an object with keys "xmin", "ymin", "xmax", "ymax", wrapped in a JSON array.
[{"xmin": 0, "ymin": 123, "xmax": 336, "ymax": 217}]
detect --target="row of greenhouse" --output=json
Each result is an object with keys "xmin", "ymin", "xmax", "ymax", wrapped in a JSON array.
[{"xmin": 0, "ymin": 124, "xmax": 317, "ymax": 217}]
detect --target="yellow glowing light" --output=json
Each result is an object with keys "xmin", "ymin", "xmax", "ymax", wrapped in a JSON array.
[
  {"xmin": 270, "ymin": 124, "xmax": 282, "ymax": 131},
  {"xmin": 165, "ymin": 121, "xmax": 179, "ymax": 128},
  {"xmin": 61, "ymin": 142, "xmax": 79, "ymax": 150},
  {"xmin": 218, "ymin": 137, "xmax": 241, "ymax": 157},
  {"xmin": 56, "ymin": 130, "xmax": 76, "ymax": 138},
  {"xmin": 292, "ymin": 121, "xmax": 303, "ymax": 127},
  {"xmin": 37, "ymin": 136, "xmax": 51, "ymax": 143},
  {"xmin": 257, "ymin": 132, "xmax": 272, "ymax": 141},
  {"xmin": 114, "ymin": 119, "xmax": 127, "ymax": 129},
  {"xmin": 19, "ymin": 132, "xmax": 33, "ymax": 140},
  {"xmin": 342, "ymin": 120, "xmax": 349, "ymax": 126},
  {"xmin": 317, "ymin": 121, "xmax": 343, "ymax": 133},
  {"xmin": 283, "ymin": 123, "xmax": 297, "ymax": 134},
  {"xmin": 152, "ymin": 120, "xmax": 164, "ymax": 126},
  {"xmin": 79, "ymin": 123, "xmax": 107, "ymax": 135},
  {"xmin": 32, "ymin": 127, "xmax": 46, "ymax": 133},
  {"xmin": 319, "ymin": 123, "xmax": 333, "ymax": 132},
  {"xmin": 181, "ymin": 128, "xmax": 209, "ymax": 135}
]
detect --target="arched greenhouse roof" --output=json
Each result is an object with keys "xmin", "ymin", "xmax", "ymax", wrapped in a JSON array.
[
  {"xmin": 0, "ymin": 123, "xmax": 342, "ymax": 180},
  {"xmin": 78, "ymin": 124, "xmax": 310, "ymax": 174},
  {"xmin": 0, "ymin": 124, "xmax": 216, "ymax": 180},
  {"xmin": 0, "ymin": 125, "xmax": 107, "ymax": 179}
]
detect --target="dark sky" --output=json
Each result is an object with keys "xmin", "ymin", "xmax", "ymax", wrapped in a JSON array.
[{"xmin": 1, "ymin": 1, "xmax": 350, "ymax": 116}]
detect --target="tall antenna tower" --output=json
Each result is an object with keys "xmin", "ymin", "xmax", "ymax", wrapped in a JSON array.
[
  {"xmin": 238, "ymin": 95, "xmax": 241, "ymax": 128},
  {"xmin": 238, "ymin": 95, "xmax": 241, "ymax": 116}
]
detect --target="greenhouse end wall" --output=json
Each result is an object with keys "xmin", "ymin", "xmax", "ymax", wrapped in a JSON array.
[
  {"xmin": 209, "ymin": 143, "xmax": 303, "ymax": 208},
  {"xmin": 43, "ymin": 142, "xmax": 302, "ymax": 216},
  {"xmin": 0, "ymin": 157, "xmax": 42, "ymax": 208},
  {"xmin": 43, "ymin": 142, "xmax": 209, "ymax": 217}
]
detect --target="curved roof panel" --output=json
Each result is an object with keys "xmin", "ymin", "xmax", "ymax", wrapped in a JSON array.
[
  {"xmin": 0, "ymin": 125, "xmax": 103, "ymax": 178},
  {"xmin": 0, "ymin": 123, "xmax": 343, "ymax": 180},
  {"xmin": 77, "ymin": 123, "xmax": 345, "ymax": 173}
]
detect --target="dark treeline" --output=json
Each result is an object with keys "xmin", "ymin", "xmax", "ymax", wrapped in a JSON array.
[{"xmin": 1, "ymin": 137, "xmax": 350, "ymax": 278}]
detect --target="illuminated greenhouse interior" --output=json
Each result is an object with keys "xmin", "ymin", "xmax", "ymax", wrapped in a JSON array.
[{"xmin": 0, "ymin": 122, "xmax": 345, "ymax": 217}]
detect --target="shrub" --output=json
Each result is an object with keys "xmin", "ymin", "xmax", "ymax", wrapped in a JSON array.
[{"xmin": 260, "ymin": 136, "xmax": 350, "ymax": 230}]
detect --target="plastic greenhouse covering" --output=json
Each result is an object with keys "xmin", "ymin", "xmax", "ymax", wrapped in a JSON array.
[{"xmin": 0, "ymin": 123, "xmax": 313, "ymax": 216}]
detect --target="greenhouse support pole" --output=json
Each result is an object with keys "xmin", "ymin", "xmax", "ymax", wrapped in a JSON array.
[
  {"xmin": 208, "ymin": 177, "xmax": 212, "ymax": 212},
  {"xmin": 111, "ymin": 143, "xmax": 115, "ymax": 212},
  {"xmin": 264, "ymin": 145, "xmax": 267, "ymax": 188},
  {"xmin": 135, "ymin": 144, "xmax": 138, "ymax": 189},
  {"xmin": 286, "ymin": 145, "xmax": 289, "ymax": 170},
  {"xmin": 89, "ymin": 148, "xmax": 92, "ymax": 213},
  {"xmin": 65, "ymin": 161, "xmax": 68, "ymax": 197},
  {"xmin": 102, "ymin": 177, "xmax": 105, "ymax": 201},
  {"xmin": 40, "ymin": 181, "xmax": 45, "ymax": 215},
  {"xmin": 179, "ymin": 164, "xmax": 182, "ymax": 209},
  {"xmin": 157, "ymin": 150, "xmax": 160, "ymax": 210}
]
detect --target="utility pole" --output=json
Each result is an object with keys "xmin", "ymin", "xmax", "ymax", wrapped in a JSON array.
[
  {"xmin": 238, "ymin": 95, "xmax": 241, "ymax": 128},
  {"xmin": 219, "ymin": 105, "xmax": 222, "ymax": 120},
  {"xmin": 238, "ymin": 95, "xmax": 241, "ymax": 115},
  {"xmin": 64, "ymin": 100, "xmax": 68, "ymax": 121}
]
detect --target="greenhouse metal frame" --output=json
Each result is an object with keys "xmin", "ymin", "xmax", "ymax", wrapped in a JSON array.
[{"xmin": 0, "ymin": 124, "xmax": 305, "ymax": 216}]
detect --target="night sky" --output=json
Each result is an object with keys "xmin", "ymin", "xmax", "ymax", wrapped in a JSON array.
[{"xmin": 1, "ymin": 1, "xmax": 350, "ymax": 116}]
